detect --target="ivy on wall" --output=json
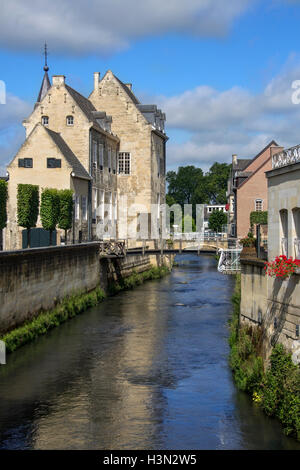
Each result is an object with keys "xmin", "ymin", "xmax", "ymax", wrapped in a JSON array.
[
  {"xmin": 0, "ymin": 180, "xmax": 8, "ymax": 230},
  {"xmin": 250, "ymin": 211, "xmax": 268, "ymax": 226}
]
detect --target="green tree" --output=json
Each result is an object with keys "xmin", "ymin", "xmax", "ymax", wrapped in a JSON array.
[
  {"xmin": 166, "ymin": 166, "xmax": 205, "ymax": 207},
  {"xmin": 40, "ymin": 188, "xmax": 60, "ymax": 246},
  {"xmin": 58, "ymin": 189, "xmax": 73, "ymax": 245},
  {"xmin": 208, "ymin": 210, "xmax": 227, "ymax": 233},
  {"xmin": 17, "ymin": 184, "xmax": 39, "ymax": 248},
  {"xmin": 0, "ymin": 180, "xmax": 8, "ymax": 250},
  {"xmin": 204, "ymin": 162, "xmax": 231, "ymax": 204}
]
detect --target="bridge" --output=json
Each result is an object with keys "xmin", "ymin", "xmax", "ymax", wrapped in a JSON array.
[{"xmin": 98, "ymin": 234, "xmax": 240, "ymax": 257}]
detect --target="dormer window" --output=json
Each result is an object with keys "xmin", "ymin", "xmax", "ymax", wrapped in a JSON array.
[
  {"xmin": 42, "ymin": 116, "xmax": 49, "ymax": 126},
  {"xmin": 66, "ymin": 115, "xmax": 74, "ymax": 126}
]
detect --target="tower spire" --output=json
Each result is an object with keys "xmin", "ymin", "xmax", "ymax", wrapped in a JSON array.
[
  {"xmin": 36, "ymin": 43, "xmax": 51, "ymax": 103},
  {"xmin": 44, "ymin": 43, "xmax": 49, "ymax": 72}
]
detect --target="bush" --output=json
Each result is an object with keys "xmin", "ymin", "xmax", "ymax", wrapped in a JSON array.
[
  {"xmin": 0, "ymin": 180, "xmax": 8, "ymax": 230},
  {"xmin": 250, "ymin": 211, "xmax": 268, "ymax": 226},
  {"xmin": 229, "ymin": 276, "xmax": 300, "ymax": 440},
  {"xmin": 17, "ymin": 184, "xmax": 39, "ymax": 247},
  {"xmin": 40, "ymin": 188, "xmax": 60, "ymax": 245}
]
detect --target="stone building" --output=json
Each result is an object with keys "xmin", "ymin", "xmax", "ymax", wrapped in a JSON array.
[
  {"xmin": 89, "ymin": 70, "xmax": 168, "ymax": 243},
  {"xmin": 240, "ymin": 144, "xmax": 300, "ymax": 363},
  {"xmin": 5, "ymin": 67, "xmax": 168, "ymax": 250},
  {"xmin": 227, "ymin": 141, "xmax": 282, "ymax": 239}
]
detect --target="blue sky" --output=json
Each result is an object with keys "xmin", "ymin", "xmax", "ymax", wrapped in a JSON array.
[{"xmin": 1, "ymin": 0, "xmax": 300, "ymax": 174}]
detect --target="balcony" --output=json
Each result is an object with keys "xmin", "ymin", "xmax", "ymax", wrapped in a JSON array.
[{"xmin": 272, "ymin": 144, "xmax": 300, "ymax": 169}]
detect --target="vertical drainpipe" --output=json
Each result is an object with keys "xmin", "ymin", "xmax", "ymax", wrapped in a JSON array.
[{"xmin": 88, "ymin": 129, "xmax": 92, "ymax": 241}]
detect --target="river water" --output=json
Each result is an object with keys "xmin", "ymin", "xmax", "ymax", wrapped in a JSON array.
[{"xmin": 0, "ymin": 254, "xmax": 299, "ymax": 450}]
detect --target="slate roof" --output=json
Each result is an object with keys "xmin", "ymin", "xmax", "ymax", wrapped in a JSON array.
[
  {"xmin": 37, "ymin": 71, "xmax": 51, "ymax": 103},
  {"xmin": 44, "ymin": 127, "xmax": 91, "ymax": 180},
  {"xmin": 233, "ymin": 159, "xmax": 252, "ymax": 171}
]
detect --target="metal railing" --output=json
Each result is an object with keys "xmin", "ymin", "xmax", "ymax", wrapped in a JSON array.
[
  {"xmin": 273, "ymin": 144, "xmax": 300, "ymax": 169},
  {"xmin": 217, "ymin": 248, "xmax": 242, "ymax": 273}
]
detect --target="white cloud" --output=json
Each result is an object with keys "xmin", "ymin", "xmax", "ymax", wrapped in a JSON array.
[
  {"xmin": 157, "ymin": 63, "xmax": 300, "ymax": 170},
  {"xmin": 0, "ymin": 94, "xmax": 31, "ymax": 174},
  {"xmin": 0, "ymin": 0, "xmax": 251, "ymax": 55}
]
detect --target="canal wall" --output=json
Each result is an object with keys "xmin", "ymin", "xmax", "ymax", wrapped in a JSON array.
[
  {"xmin": 240, "ymin": 257, "xmax": 300, "ymax": 364},
  {"xmin": 0, "ymin": 243, "xmax": 172, "ymax": 335}
]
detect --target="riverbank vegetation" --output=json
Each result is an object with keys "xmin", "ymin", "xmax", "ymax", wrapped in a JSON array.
[
  {"xmin": 229, "ymin": 274, "xmax": 300, "ymax": 440},
  {"xmin": 0, "ymin": 265, "xmax": 170, "ymax": 354}
]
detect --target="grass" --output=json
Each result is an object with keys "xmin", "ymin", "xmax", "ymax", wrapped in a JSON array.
[{"xmin": 0, "ymin": 265, "xmax": 170, "ymax": 354}]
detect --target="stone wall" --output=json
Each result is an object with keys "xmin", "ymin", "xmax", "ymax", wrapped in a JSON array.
[
  {"xmin": 240, "ymin": 257, "xmax": 300, "ymax": 363},
  {"xmin": 0, "ymin": 243, "xmax": 170, "ymax": 335}
]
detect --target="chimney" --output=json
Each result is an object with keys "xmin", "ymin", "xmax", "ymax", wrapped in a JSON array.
[
  {"xmin": 125, "ymin": 83, "xmax": 132, "ymax": 91},
  {"xmin": 52, "ymin": 75, "xmax": 65, "ymax": 86},
  {"xmin": 232, "ymin": 154, "xmax": 237, "ymax": 165},
  {"xmin": 94, "ymin": 72, "xmax": 100, "ymax": 90}
]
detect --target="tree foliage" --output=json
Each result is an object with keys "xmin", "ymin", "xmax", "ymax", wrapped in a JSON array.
[
  {"xmin": 17, "ymin": 184, "xmax": 39, "ymax": 229},
  {"xmin": 208, "ymin": 210, "xmax": 227, "ymax": 232},
  {"xmin": 58, "ymin": 189, "xmax": 73, "ymax": 231},
  {"xmin": 0, "ymin": 180, "xmax": 8, "ymax": 230},
  {"xmin": 166, "ymin": 162, "xmax": 231, "ymax": 210},
  {"xmin": 250, "ymin": 211, "xmax": 268, "ymax": 226},
  {"xmin": 40, "ymin": 188, "xmax": 60, "ymax": 244}
]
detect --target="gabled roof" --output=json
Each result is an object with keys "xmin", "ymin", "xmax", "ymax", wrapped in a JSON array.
[
  {"xmin": 65, "ymin": 84, "xmax": 116, "ymax": 137},
  {"xmin": 112, "ymin": 74, "xmax": 140, "ymax": 104},
  {"xmin": 233, "ymin": 159, "xmax": 252, "ymax": 171},
  {"xmin": 44, "ymin": 127, "xmax": 91, "ymax": 180},
  {"xmin": 242, "ymin": 140, "xmax": 279, "ymax": 172}
]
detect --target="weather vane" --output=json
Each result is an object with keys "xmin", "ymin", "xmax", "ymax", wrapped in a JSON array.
[{"xmin": 44, "ymin": 43, "xmax": 49, "ymax": 72}]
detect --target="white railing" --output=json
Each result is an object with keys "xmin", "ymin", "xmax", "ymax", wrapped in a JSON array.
[
  {"xmin": 218, "ymin": 248, "xmax": 242, "ymax": 273},
  {"xmin": 273, "ymin": 144, "xmax": 300, "ymax": 169}
]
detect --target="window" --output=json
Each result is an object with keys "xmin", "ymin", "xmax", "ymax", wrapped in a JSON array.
[
  {"xmin": 280, "ymin": 209, "xmax": 288, "ymax": 257},
  {"xmin": 112, "ymin": 149, "xmax": 117, "ymax": 174},
  {"xmin": 98, "ymin": 190, "xmax": 104, "ymax": 220},
  {"xmin": 92, "ymin": 141, "xmax": 97, "ymax": 168},
  {"xmin": 81, "ymin": 196, "xmax": 87, "ymax": 221},
  {"xmin": 41, "ymin": 116, "xmax": 49, "ymax": 126},
  {"xmin": 255, "ymin": 199, "xmax": 263, "ymax": 211},
  {"xmin": 292, "ymin": 208, "xmax": 300, "ymax": 258},
  {"xmin": 118, "ymin": 152, "xmax": 131, "ymax": 174},
  {"xmin": 93, "ymin": 188, "xmax": 98, "ymax": 220},
  {"xmin": 47, "ymin": 158, "xmax": 61, "ymax": 168},
  {"xmin": 99, "ymin": 144, "xmax": 104, "ymax": 170},
  {"xmin": 18, "ymin": 158, "xmax": 33, "ymax": 168},
  {"xmin": 75, "ymin": 196, "xmax": 80, "ymax": 220},
  {"xmin": 108, "ymin": 147, "xmax": 111, "ymax": 172},
  {"xmin": 66, "ymin": 115, "xmax": 74, "ymax": 126}
]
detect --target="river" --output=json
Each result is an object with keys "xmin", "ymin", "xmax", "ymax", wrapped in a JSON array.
[{"xmin": 0, "ymin": 254, "xmax": 299, "ymax": 450}]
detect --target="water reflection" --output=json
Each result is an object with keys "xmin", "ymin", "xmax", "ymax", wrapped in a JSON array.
[{"xmin": 0, "ymin": 254, "xmax": 299, "ymax": 450}]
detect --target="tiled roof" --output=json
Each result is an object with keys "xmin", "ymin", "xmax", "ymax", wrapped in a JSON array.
[
  {"xmin": 37, "ymin": 71, "xmax": 51, "ymax": 103},
  {"xmin": 44, "ymin": 127, "xmax": 91, "ymax": 180},
  {"xmin": 233, "ymin": 159, "xmax": 252, "ymax": 171}
]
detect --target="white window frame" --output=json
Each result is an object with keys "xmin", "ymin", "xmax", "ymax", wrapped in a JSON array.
[
  {"xmin": 41, "ymin": 116, "xmax": 49, "ymax": 126},
  {"xmin": 255, "ymin": 199, "xmax": 263, "ymax": 212},
  {"xmin": 66, "ymin": 115, "xmax": 74, "ymax": 126},
  {"xmin": 118, "ymin": 152, "xmax": 131, "ymax": 175}
]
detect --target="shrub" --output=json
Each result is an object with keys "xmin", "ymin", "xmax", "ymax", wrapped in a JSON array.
[
  {"xmin": 40, "ymin": 188, "xmax": 60, "ymax": 245},
  {"xmin": 17, "ymin": 184, "xmax": 39, "ymax": 248},
  {"xmin": 58, "ymin": 189, "xmax": 73, "ymax": 244}
]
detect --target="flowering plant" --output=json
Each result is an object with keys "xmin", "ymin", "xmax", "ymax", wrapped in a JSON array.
[{"xmin": 264, "ymin": 255, "xmax": 300, "ymax": 279}]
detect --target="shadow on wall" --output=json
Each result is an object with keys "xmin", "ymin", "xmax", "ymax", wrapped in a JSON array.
[{"xmin": 260, "ymin": 276, "xmax": 299, "ymax": 356}]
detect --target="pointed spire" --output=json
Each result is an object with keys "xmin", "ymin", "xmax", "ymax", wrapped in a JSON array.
[{"xmin": 36, "ymin": 43, "xmax": 51, "ymax": 103}]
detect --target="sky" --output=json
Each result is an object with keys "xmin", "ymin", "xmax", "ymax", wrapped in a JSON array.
[{"xmin": 2, "ymin": 0, "xmax": 300, "ymax": 175}]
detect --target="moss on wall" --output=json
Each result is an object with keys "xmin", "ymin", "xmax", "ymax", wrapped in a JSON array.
[{"xmin": 0, "ymin": 265, "xmax": 170, "ymax": 354}]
